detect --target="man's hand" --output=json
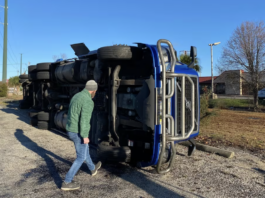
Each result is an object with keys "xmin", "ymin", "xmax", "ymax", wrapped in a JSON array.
[{"xmin": 83, "ymin": 138, "xmax": 90, "ymax": 144}]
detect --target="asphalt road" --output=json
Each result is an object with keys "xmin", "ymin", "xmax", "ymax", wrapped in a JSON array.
[{"xmin": 0, "ymin": 102, "xmax": 265, "ymax": 198}]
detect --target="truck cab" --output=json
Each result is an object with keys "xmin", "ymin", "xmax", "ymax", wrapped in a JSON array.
[{"xmin": 21, "ymin": 39, "xmax": 199, "ymax": 173}]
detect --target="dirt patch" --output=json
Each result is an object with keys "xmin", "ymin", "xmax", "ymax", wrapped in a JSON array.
[
  {"xmin": 0, "ymin": 95, "xmax": 23, "ymax": 106},
  {"xmin": 0, "ymin": 95, "xmax": 23, "ymax": 101},
  {"xmin": 197, "ymin": 109, "xmax": 265, "ymax": 157}
]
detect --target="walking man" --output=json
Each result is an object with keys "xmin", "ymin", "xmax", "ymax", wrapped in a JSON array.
[{"xmin": 61, "ymin": 80, "xmax": 101, "ymax": 191}]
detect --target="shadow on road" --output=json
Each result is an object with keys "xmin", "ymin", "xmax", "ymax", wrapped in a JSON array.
[
  {"xmin": 14, "ymin": 129, "xmax": 73, "ymax": 188},
  {"xmin": 0, "ymin": 102, "xmax": 68, "ymax": 139},
  {"xmin": 102, "ymin": 162, "xmax": 204, "ymax": 198},
  {"xmin": 0, "ymin": 102, "xmax": 30, "ymax": 124}
]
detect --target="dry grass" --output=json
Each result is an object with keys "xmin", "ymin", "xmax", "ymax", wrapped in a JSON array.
[
  {"xmin": 0, "ymin": 95, "xmax": 22, "ymax": 106},
  {"xmin": 6, "ymin": 95, "xmax": 23, "ymax": 100},
  {"xmin": 0, "ymin": 95, "xmax": 23, "ymax": 101},
  {"xmin": 196, "ymin": 109, "xmax": 265, "ymax": 152}
]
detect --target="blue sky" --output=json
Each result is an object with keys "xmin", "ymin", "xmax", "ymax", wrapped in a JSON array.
[{"xmin": 0, "ymin": 0, "xmax": 265, "ymax": 80}]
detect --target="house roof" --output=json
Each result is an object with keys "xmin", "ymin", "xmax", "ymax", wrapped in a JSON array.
[{"xmin": 199, "ymin": 76, "xmax": 218, "ymax": 84}]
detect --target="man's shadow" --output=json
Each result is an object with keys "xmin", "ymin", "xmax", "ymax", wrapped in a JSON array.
[{"xmin": 14, "ymin": 129, "xmax": 74, "ymax": 188}]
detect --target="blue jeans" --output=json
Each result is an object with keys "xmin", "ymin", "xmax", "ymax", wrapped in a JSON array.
[{"xmin": 64, "ymin": 131, "xmax": 95, "ymax": 183}]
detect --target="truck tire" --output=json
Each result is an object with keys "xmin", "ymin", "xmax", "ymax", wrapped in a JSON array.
[
  {"xmin": 29, "ymin": 73, "xmax": 37, "ymax": 81},
  {"xmin": 36, "ymin": 63, "xmax": 52, "ymax": 71},
  {"xmin": 19, "ymin": 74, "xmax": 28, "ymax": 79},
  {"xmin": 31, "ymin": 118, "xmax": 38, "ymax": 126},
  {"xmin": 89, "ymin": 144, "xmax": 100, "ymax": 163},
  {"xmin": 36, "ymin": 72, "xmax": 50, "ymax": 80},
  {"xmin": 97, "ymin": 46, "xmax": 142, "ymax": 61},
  {"xmin": 37, "ymin": 111, "xmax": 50, "ymax": 121},
  {"xmin": 29, "ymin": 111, "xmax": 39, "ymax": 118},
  {"xmin": 28, "ymin": 65, "xmax": 37, "ymax": 73},
  {"xmin": 90, "ymin": 144, "xmax": 131, "ymax": 163},
  {"xmin": 37, "ymin": 121, "xmax": 50, "ymax": 130}
]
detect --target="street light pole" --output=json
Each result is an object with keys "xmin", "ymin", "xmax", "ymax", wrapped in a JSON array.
[
  {"xmin": 208, "ymin": 42, "xmax": 221, "ymax": 99},
  {"xmin": 211, "ymin": 45, "xmax": 213, "ymax": 96}
]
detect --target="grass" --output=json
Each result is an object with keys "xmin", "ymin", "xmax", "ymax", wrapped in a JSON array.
[
  {"xmin": 208, "ymin": 98, "xmax": 265, "ymax": 109},
  {"xmin": 196, "ymin": 109, "xmax": 265, "ymax": 152}
]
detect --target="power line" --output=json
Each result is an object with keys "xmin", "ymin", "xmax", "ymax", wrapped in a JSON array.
[
  {"xmin": 0, "ymin": 40, "xmax": 18, "ymax": 67},
  {"xmin": 0, "ymin": 25, "xmax": 19, "ymax": 65},
  {"xmin": 3, "ymin": 12, "xmax": 19, "ymax": 62}
]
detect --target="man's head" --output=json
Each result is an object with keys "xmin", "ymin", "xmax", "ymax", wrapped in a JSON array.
[{"xmin": 85, "ymin": 80, "xmax": 98, "ymax": 98}]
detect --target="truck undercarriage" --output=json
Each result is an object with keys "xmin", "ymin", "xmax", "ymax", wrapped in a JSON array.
[{"xmin": 19, "ymin": 40, "xmax": 200, "ymax": 173}]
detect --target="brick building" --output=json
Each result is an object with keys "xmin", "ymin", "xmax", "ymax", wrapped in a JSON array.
[
  {"xmin": 199, "ymin": 70, "xmax": 265, "ymax": 95},
  {"xmin": 199, "ymin": 76, "xmax": 218, "ymax": 94}
]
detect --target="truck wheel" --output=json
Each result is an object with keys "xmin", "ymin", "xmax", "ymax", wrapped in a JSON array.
[
  {"xmin": 90, "ymin": 144, "xmax": 131, "ymax": 163},
  {"xmin": 97, "ymin": 46, "xmax": 142, "ymax": 61},
  {"xmin": 36, "ymin": 72, "xmax": 50, "ymax": 80},
  {"xmin": 28, "ymin": 65, "xmax": 37, "ymax": 73},
  {"xmin": 37, "ymin": 121, "xmax": 50, "ymax": 130},
  {"xmin": 31, "ymin": 118, "xmax": 38, "ymax": 126},
  {"xmin": 19, "ymin": 74, "xmax": 28, "ymax": 79},
  {"xmin": 36, "ymin": 63, "xmax": 52, "ymax": 71},
  {"xmin": 89, "ymin": 145, "xmax": 100, "ymax": 163},
  {"xmin": 29, "ymin": 73, "xmax": 37, "ymax": 81},
  {"xmin": 29, "ymin": 111, "xmax": 39, "ymax": 118},
  {"xmin": 37, "ymin": 111, "xmax": 50, "ymax": 121}
]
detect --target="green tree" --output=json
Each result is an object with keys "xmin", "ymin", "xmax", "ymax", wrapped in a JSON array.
[
  {"xmin": 8, "ymin": 76, "xmax": 20, "ymax": 87},
  {"xmin": 179, "ymin": 54, "xmax": 202, "ymax": 72},
  {"xmin": 0, "ymin": 82, "xmax": 7, "ymax": 97}
]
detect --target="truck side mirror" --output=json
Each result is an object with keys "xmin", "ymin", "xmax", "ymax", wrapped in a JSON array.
[
  {"xmin": 188, "ymin": 46, "xmax": 197, "ymax": 68},
  {"xmin": 190, "ymin": 46, "xmax": 197, "ymax": 60}
]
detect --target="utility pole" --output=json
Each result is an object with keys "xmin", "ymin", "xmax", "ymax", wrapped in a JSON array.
[
  {"xmin": 209, "ymin": 42, "xmax": 221, "ymax": 99},
  {"xmin": 2, "ymin": 0, "xmax": 8, "ymax": 82},
  {"xmin": 20, "ymin": 54, "xmax": 22, "ymax": 74},
  {"xmin": 211, "ymin": 45, "xmax": 213, "ymax": 96}
]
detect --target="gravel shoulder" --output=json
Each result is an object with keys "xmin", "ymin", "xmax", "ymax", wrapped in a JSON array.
[{"xmin": 0, "ymin": 103, "xmax": 265, "ymax": 198}]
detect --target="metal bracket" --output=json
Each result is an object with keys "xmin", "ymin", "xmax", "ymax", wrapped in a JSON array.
[{"xmin": 188, "ymin": 139, "xmax": 196, "ymax": 156}]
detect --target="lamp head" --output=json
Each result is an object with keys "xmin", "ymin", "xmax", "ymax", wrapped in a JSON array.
[{"xmin": 213, "ymin": 42, "xmax": 221, "ymax": 46}]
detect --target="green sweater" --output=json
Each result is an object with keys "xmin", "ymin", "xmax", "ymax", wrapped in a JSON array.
[{"xmin": 66, "ymin": 89, "xmax": 94, "ymax": 138}]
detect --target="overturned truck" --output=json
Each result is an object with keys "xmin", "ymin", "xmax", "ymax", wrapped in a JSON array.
[{"xmin": 19, "ymin": 39, "xmax": 200, "ymax": 173}]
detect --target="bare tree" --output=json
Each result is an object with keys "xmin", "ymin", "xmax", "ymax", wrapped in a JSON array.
[
  {"xmin": 52, "ymin": 55, "xmax": 58, "ymax": 61},
  {"xmin": 52, "ymin": 54, "xmax": 68, "ymax": 61},
  {"xmin": 52, "ymin": 53, "xmax": 67, "ymax": 61},
  {"xmin": 217, "ymin": 21, "xmax": 265, "ymax": 110},
  {"xmin": 60, "ymin": 53, "xmax": 67, "ymax": 60}
]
